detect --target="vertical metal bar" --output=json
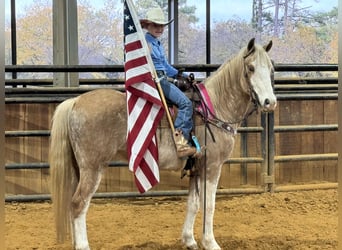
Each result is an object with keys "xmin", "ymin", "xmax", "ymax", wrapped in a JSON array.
[
  {"xmin": 205, "ymin": 0, "xmax": 210, "ymax": 76},
  {"xmin": 168, "ymin": 0, "xmax": 178, "ymax": 64},
  {"xmin": 267, "ymin": 60, "xmax": 275, "ymax": 192},
  {"xmin": 203, "ymin": 0, "xmax": 210, "ymax": 237},
  {"xmin": 0, "ymin": 0, "xmax": 5, "ymax": 247},
  {"xmin": 268, "ymin": 112, "xmax": 275, "ymax": 192},
  {"xmin": 240, "ymin": 119, "xmax": 248, "ymax": 185},
  {"xmin": 338, "ymin": 5, "xmax": 342, "ymax": 245},
  {"xmin": 260, "ymin": 112, "xmax": 268, "ymax": 192},
  {"xmin": 10, "ymin": 0, "xmax": 17, "ymax": 83}
]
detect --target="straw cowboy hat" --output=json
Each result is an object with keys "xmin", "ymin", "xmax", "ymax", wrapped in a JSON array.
[{"xmin": 140, "ymin": 7, "xmax": 173, "ymax": 28}]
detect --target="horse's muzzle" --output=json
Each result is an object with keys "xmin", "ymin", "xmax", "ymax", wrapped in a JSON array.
[{"xmin": 262, "ymin": 98, "xmax": 277, "ymax": 111}]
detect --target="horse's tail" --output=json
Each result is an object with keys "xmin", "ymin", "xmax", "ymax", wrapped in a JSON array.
[{"xmin": 49, "ymin": 98, "xmax": 78, "ymax": 244}]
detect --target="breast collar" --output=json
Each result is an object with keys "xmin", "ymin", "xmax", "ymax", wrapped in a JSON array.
[{"xmin": 194, "ymin": 83, "xmax": 236, "ymax": 135}]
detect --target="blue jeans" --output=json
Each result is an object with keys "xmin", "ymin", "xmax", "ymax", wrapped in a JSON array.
[{"xmin": 158, "ymin": 75, "xmax": 193, "ymax": 141}]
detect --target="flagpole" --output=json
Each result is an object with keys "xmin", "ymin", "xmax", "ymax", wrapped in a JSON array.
[
  {"xmin": 152, "ymin": 73, "xmax": 175, "ymax": 133},
  {"xmin": 126, "ymin": 0, "xmax": 175, "ymax": 133}
]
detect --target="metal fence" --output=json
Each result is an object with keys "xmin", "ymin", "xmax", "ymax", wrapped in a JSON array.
[{"xmin": 4, "ymin": 64, "xmax": 338, "ymax": 201}]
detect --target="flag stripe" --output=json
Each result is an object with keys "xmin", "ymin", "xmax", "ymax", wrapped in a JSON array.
[
  {"xmin": 139, "ymin": 157, "xmax": 159, "ymax": 184},
  {"xmin": 125, "ymin": 32, "xmax": 140, "ymax": 46},
  {"xmin": 125, "ymin": 57, "xmax": 148, "ymax": 73},
  {"xmin": 124, "ymin": 0, "xmax": 164, "ymax": 193},
  {"xmin": 125, "ymin": 39, "xmax": 142, "ymax": 52},
  {"xmin": 127, "ymin": 82, "xmax": 162, "ymax": 105},
  {"xmin": 128, "ymin": 103, "xmax": 161, "ymax": 170}
]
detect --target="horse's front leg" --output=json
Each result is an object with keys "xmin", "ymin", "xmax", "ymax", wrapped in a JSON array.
[
  {"xmin": 200, "ymin": 163, "xmax": 222, "ymax": 250},
  {"xmin": 182, "ymin": 174, "xmax": 200, "ymax": 249}
]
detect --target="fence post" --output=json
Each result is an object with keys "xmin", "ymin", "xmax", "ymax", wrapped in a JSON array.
[
  {"xmin": 261, "ymin": 112, "xmax": 276, "ymax": 192},
  {"xmin": 52, "ymin": 0, "xmax": 79, "ymax": 87},
  {"xmin": 240, "ymin": 119, "xmax": 248, "ymax": 185},
  {"xmin": 267, "ymin": 112, "xmax": 275, "ymax": 192},
  {"xmin": 260, "ymin": 112, "xmax": 268, "ymax": 192}
]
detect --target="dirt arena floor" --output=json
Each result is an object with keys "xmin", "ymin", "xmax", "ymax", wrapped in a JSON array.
[{"xmin": 5, "ymin": 188, "xmax": 337, "ymax": 250}]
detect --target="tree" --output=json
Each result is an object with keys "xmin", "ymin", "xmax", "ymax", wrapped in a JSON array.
[
  {"xmin": 78, "ymin": 0, "xmax": 123, "ymax": 65},
  {"xmin": 271, "ymin": 25, "xmax": 328, "ymax": 64},
  {"xmin": 15, "ymin": 0, "xmax": 52, "ymax": 66},
  {"xmin": 211, "ymin": 20, "xmax": 257, "ymax": 64},
  {"xmin": 4, "ymin": 0, "xmax": 338, "ymax": 80},
  {"xmin": 7, "ymin": 0, "xmax": 53, "ymax": 79},
  {"xmin": 325, "ymin": 31, "xmax": 338, "ymax": 64}
]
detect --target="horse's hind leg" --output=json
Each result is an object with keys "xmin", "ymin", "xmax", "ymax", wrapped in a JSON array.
[
  {"xmin": 71, "ymin": 167, "xmax": 103, "ymax": 250},
  {"xmin": 182, "ymin": 175, "xmax": 200, "ymax": 249}
]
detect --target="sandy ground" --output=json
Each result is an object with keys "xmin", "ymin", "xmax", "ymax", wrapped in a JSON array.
[{"xmin": 5, "ymin": 189, "xmax": 337, "ymax": 250}]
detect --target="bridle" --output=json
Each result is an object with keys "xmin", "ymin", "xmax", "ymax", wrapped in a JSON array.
[
  {"xmin": 241, "ymin": 50, "xmax": 260, "ymax": 122},
  {"xmin": 242, "ymin": 49, "xmax": 275, "ymax": 120}
]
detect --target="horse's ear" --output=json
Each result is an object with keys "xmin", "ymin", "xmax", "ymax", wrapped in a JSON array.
[
  {"xmin": 244, "ymin": 38, "xmax": 256, "ymax": 58},
  {"xmin": 264, "ymin": 40, "xmax": 273, "ymax": 52},
  {"xmin": 247, "ymin": 38, "xmax": 255, "ymax": 52}
]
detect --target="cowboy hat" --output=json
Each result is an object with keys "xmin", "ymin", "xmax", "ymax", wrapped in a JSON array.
[{"xmin": 140, "ymin": 7, "xmax": 173, "ymax": 28}]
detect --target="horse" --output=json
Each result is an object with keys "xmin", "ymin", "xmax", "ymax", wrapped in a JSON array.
[{"xmin": 49, "ymin": 38, "xmax": 277, "ymax": 250}]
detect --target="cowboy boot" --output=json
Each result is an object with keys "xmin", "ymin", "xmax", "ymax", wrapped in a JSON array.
[{"xmin": 173, "ymin": 130, "xmax": 197, "ymax": 158}]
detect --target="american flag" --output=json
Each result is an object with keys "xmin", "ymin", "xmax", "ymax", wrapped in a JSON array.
[{"xmin": 124, "ymin": 0, "xmax": 164, "ymax": 193}]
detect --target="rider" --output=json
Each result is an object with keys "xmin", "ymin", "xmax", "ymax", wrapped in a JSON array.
[{"xmin": 140, "ymin": 7, "xmax": 198, "ymax": 158}]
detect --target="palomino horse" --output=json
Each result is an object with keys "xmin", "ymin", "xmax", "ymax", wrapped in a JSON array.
[{"xmin": 49, "ymin": 38, "xmax": 277, "ymax": 250}]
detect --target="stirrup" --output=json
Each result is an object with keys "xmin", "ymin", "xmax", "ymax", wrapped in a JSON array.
[{"xmin": 191, "ymin": 135, "xmax": 205, "ymax": 158}]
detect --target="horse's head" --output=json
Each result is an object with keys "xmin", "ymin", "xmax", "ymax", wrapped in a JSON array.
[{"xmin": 242, "ymin": 38, "xmax": 277, "ymax": 112}]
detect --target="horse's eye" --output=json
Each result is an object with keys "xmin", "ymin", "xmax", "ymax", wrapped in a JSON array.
[{"xmin": 248, "ymin": 65, "xmax": 255, "ymax": 72}]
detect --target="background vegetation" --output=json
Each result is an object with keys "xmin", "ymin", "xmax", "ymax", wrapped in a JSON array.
[{"xmin": 4, "ymin": 0, "xmax": 338, "ymax": 79}]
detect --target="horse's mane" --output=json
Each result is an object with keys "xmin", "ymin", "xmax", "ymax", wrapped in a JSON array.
[
  {"xmin": 203, "ymin": 47, "xmax": 247, "ymax": 117},
  {"xmin": 205, "ymin": 49, "xmax": 245, "ymax": 88},
  {"xmin": 203, "ymin": 43, "xmax": 272, "ymax": 120}
]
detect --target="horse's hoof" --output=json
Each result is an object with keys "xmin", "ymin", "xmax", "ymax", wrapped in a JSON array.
[
  {"xmin": 182, "ymin": 234, "xmax": 198, "ymax": 249},
  {"xmin": 186, "ymin": 244, "xmax": 199, "ymax": 250},
  {"xmin": 201, "ymin": 239, "xmax": 221, "ymax": 250},
  {"xmin": 75, "ymin": 246, "xmax": 90, "ymax": 250}
]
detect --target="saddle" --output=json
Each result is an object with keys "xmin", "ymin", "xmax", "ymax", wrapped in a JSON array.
[{"xmin": 162, "ymin": 73, "xmax": 236, "ymax": 139}]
